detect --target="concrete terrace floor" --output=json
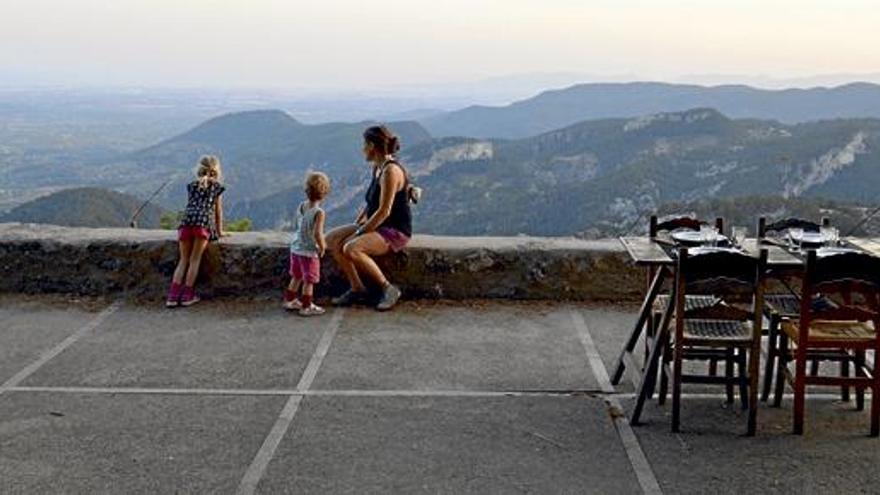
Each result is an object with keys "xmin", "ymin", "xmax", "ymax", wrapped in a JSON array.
[{"xmin": 2, "ymin": 295, "xmax": 879, "ymax": 494}]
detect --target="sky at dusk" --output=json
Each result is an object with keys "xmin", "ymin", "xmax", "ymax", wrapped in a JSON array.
[{"xmin": 2, "ymin": 0, "xmax": 879, "ymax": 90}]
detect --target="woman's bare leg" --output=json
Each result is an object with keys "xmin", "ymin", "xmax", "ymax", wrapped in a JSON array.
[
  {"xmin": 172, "ymin": 240, "xmax": 193, "ymax": 285},
  {"xmin": 184, "ymin": 237, "xmax": 210, "ymax": 287},
  {"xmin": 326, "ymin": 224, "xmax": 366, "ymax": 291},
  {"xmin": 342, "ymin": 232, "xmax": 391, "ymax": 287}
]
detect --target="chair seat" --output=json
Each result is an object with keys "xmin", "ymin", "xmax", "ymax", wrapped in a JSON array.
[
  {"xmin": 764, "ymin": 294, "xmax": 838, "ymax": 318},
  {"xmin": 781, "ymin": 319, "xmax": 876, "ymax": 343},
  {"xmin": 680, "ymin": 319, "xmax": 753, "ymax": 344},
  {"xmin": 764, "ymin": 294, "xmax": 800, "ymax": 317},
  {"xmin": 654, "ymin": 294, "xmax": 719, "ymax": 313}
]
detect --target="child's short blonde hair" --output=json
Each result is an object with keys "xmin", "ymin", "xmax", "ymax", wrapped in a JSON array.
[
  {"xmin": 305, "ymin": 171, "xmax": 330, "ymax": 201},
  {"xmin": 195, "ymin": 155, "xmax": 222, "ymax": 188}
]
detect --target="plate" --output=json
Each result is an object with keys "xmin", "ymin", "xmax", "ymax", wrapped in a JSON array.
[
  {"xmin": 817, "ymin": 247, "xmax": 860, "ymax": 257},
  {"xmin": 788, "ymin": 230, "xmax": 827, "ymax": 245},
  {"xmin": 670, "ymin": 230, "xmax": 729, "ymax": 246},
  {"xmin": 687, "ymin": 246, "xmax": 744, "ymax": 256}
]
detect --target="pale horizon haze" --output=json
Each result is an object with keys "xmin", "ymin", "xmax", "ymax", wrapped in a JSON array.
[{"xmin": 2, "ymin": 0, "xmax": 880, "ymax": 91}]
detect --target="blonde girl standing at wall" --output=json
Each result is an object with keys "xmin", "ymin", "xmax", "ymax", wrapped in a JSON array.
[{"xmin": 166, "ymin": 155, "xmax": 226, "ymax": 307}]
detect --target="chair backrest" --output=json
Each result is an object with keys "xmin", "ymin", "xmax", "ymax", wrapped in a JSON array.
[
  {"xmin": 800, "ymin": 250, "xmax": 880, "ymax": 323},
  {"xmin": 675, "ymin": 248, "xmax": 767, "ymax": 319},
  {"xmin": 757, "ymin": 216, "xmax": 830, "ymax": 238},
  {"xmin": 650, "ymin": 215, "xmax": 723, "ymax": 238}
]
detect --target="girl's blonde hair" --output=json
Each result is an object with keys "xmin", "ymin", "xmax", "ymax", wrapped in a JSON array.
[
  {"xmin": 305, "ymin": 171, "xmax": 331, "ymax": 201},
  {"xmin": 195, "ymin": 155, "xmax": 222, "ymax": 189}
]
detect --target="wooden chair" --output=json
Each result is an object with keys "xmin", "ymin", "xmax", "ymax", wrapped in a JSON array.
[
  {"xmin": 650, "ymin": 214, "xmax": 726, "ymax": 327},
  {"xmin": 661, "ymin": 247, "xmax": 767, "ymax": 435},
  {"xmin": 649, "ymin": 215, "xmax": 731, "ymax": 400},
  {"xmin": 757, "ymin": 216, "xmax": 853, "ymax": 404},
  {"xmin": 775, "ymin": 250, "xmax": 880, "ymax": 436}
]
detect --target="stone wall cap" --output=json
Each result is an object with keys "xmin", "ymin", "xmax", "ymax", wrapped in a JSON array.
[{"xmin": 0, "ymin": 223, "xmax": 623, "ymax": 253}]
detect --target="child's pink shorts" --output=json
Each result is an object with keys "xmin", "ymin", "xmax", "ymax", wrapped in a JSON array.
[
  {"xmin": 178, "ymin": 226, "xmax": 210, "ymax": 241},
  {"xmin": 289, "ymin": 253, "xmax": 320, "ymax": 284}
]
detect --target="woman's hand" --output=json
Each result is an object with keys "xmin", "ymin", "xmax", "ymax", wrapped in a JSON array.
[{"xmin": 355, "ymin": 206, "xmax": 367, "ymax": 226}]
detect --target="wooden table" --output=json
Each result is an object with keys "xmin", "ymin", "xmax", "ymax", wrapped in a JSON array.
[
  {"xmin": 613, "ymin": 237, "xmax": 801, "ymax": 424},
  {"xmin": 847, "ymin": 237, "xmax": 880, "ymax": 257}
]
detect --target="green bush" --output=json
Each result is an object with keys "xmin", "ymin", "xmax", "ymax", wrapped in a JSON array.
[
  {"xmin": 159, "ymin": 211, "xmax": 183, "ymax": 230},
  {"xmin": 226, "ymin": 218, "xmax": 252, "ymax": 232}
]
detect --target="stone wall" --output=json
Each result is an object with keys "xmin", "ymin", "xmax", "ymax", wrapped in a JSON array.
[{"xmin": 0, "ymin": 223, "xmax": 643, "ymax": 302}]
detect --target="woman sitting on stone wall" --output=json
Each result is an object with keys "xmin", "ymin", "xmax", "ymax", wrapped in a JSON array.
[{"xmin": 325, "ymin": 125, "xmax": 414, "ymax": 311}]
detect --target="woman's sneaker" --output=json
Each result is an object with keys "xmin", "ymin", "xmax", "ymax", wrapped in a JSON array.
[
  {"xmin": 376, "ymin": 284, "xmax": 401, "ymax": 311},
  {"xmin": 331, "ymin": 289, "xmax": 371, "ymax": 307},
  {"xmin": 180, "ymin": 286, "xmax": 200, "ymax": 307},
  {"xmin": 299, "ymin": 303, "xmax": 326, "ymax": 317},
  {"xmin": 282, "ymin": 298, "xmax": 303, "ymax": 311}
]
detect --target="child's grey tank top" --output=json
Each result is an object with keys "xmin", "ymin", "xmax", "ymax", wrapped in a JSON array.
[{"xmin": 290, "ymin": 202, "xmax": 322, "ymax": 257}]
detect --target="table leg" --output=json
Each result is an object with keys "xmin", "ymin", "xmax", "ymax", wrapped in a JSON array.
[
  {"xmin": 632, "ymin": 286, "xmax": 675, "ymax": 425},
  {"xmin": 612, "ymin": 267, "xmax": 667, "ymax": 385},
  {"xmin": 644, "ymin": 266, "xmax": 656, "ymax": 368}
]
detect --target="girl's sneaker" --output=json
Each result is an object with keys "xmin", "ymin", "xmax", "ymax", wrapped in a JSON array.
[
  {"xmin": 298, "ymin": 303, "xmax": 325, "ymax": 317},
  {"xmin": 165, "ymin": 282, "xmax": 182, "ymax": 308},
  {"xmin": 180, "ymin": 286, "xmax": 200, "ymax": 307},
  {"xmin": 282, "ymin": 298, "xmax": 303, "ymax": 311}
]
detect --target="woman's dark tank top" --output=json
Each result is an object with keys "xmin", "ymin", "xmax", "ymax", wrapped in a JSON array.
[{"xmin": 365, "ymin": 160, "xmax": 412, "ymax": 237}]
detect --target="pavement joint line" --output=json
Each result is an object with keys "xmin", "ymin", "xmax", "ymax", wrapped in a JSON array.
[
  {"xmin": 0, "ymin": 300, "xmax": 122, "ymax": 396},
  {"xmin": 235, "ymin": 308, "xmax": 343, "ymax": 495},
  {"xmin": 7, "ymin": 386, "xmax": 867, "ymax": 401},
  {"xmin": 570, "ymin": 310, "xmax": 663, "ymax": 495},
  {"xmin": 5, "ymin": 386, "xmax": 602, "ymax": 397}
]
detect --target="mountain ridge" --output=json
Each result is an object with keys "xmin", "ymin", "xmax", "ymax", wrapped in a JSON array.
[{"xmin": 421, "ymin": 81, "xmax": 880, "ymax": 139}]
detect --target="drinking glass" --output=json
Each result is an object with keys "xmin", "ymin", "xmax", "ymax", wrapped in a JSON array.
[
  {"xmin": 731, "ymin": 226, "xmax": 747, "ymax": 247},
  {"xmin": 820, "ymin": 226, "xmax": 840, "ymax": 246},
  {"xmin": 700, "ymin": 224, "xmax": 719, "ymax": 247},
  {"xmin": 789, "ymin": 227, "xmax": 804, "ymax": 252}
]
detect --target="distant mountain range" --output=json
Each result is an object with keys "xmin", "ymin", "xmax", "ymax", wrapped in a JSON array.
[
  {"xmin": 421, "ymin": 82, "xmax": 880, "ymax": 139},
  {"xmin": 334, "ymin": 108, "xmax": 880, "ymax": 236},
  {"xmin": 7, "ymin": 82, "xmax": 880, "ymax": 237},
  {"xmin": 0, "ymin": 187, "xmax": 165, "ymax": 228}
]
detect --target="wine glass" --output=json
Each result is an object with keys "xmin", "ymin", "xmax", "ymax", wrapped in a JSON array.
[
  {"xmin": 789, "ymin": 227, "xmax": 804, "ymax": 252},
  {"xmin": 700, "ymin": 224, "xmax": 718, "ymax": 247},
  {"xmin": 731, "ymin": 226, "xmax": 747, "ymax": 248},
  {"xmin": 820, "ymin": 226, "xmax": 839, "ymax": 246}
]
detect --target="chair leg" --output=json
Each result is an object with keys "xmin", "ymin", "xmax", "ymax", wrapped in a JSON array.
[
  {"xmin": 672, "ymin": 339, "xmax": 683, "ymax": 433},
  {"xmin": 793, "ymin": 345, "xmax": 807, "ymax": 435},
  {"xmin": 658, "ymin": 329, "xmax": 671, "ymax": 406},
  {"xmin": 855, "ymin": 350, "xmax": 866, "ymax": 411},
  {"xmin": 709, "ymin": 358, "xmax": 718, "ymax": 377},
  {"xmin": 773, "ymin": 334, "xmax": 788, "ymax": 408},
  {"xmin": 737, "ymin": 349, "xmax": 749, "ymax": 410},
  {"xmin": 872, "ymin": 354, "xmax": 880, "ymax": 437},
  {"xmin": 646, "ymin": 314, "xmax": 662, "ymax": 400},
  {"xmin": 747, "ymin": 345, "xmax": 761, "ymax": 436},
  {"xmin": 841, "ymin": 353, "xmax": 851, "ymax": 403},
  {"xmin": 873, "ymin": 381, "xmax": 880, "ymax": 438},
  {"xmin": 810, "ymin": 358, "xmax": 819, "ymax": 377},
  {"xmin": 761, "ymin": 315, "xmax": 780, "ymax": 402},
  {"xmin": 725, "ymin": 348, "xmax": 735, "ymax": 404}
]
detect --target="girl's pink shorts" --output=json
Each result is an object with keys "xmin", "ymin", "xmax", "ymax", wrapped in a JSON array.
[
  {"xmin": 290, "ymin": 253, "xmax": 320, "ymax": 284},
  {"xmin": 178, "ymin": 226, "xmax": 210, "ymax": 241}
]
